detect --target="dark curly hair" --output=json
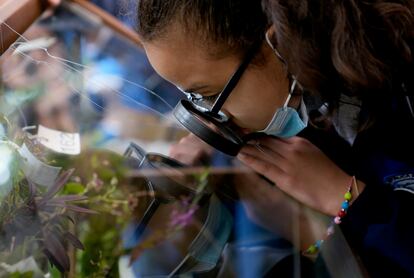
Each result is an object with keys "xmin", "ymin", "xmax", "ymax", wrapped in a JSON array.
[
  {"xmin": 262, "ymin": 0, "xmax": 414, "ymax": 107},
  {"xmin": 136, "ymin": 0, "xmax": 269, "ymax": 58},
  {"xmin": 136, "ymin": 0, "xmax": 414, "ymax": 126}
]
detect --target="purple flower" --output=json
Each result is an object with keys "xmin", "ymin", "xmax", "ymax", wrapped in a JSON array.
[{"xmin": 169, "ymin": 198, "xmax": 199, "ymax": 228}]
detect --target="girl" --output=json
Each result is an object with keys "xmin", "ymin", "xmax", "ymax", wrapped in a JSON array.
[{"xmin": 136, "ymin": 0, "xmax": 414, "ymax": 276}]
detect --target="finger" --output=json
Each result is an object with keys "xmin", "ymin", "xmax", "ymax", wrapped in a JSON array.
[
  {"xmin": 178, "ymin": 135, "xmax": 214, "ymax": 155},
  {"xmin": 48, "ymin": 0, "xmax": 61, "ymax": 7},
  {"xmin": 237, "ymin": 151, "xmax": 286, "ymax": 184},
  {"xmin": 240, "ymin": 143, "xmax": 286, "ymax": 167},
  {"xmin": 255, "ymin": 137, "xmax": 291, "ymax": 158},
  {"xmin": 260, "ymin": 136, "xmax": 292, "ymax": 146},
  {"xmin": 170, "ymin": 142, "xmax": 211, "ymax": 166},
  {"xmin": 247, "ymin": 135, "xmax": 291, "ymax": 146}
]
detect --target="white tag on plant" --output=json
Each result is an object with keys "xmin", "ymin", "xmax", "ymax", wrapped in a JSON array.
[
  {"xmin": 37, "ymin": 125, "xmax": 81, "ymax": 155},
  {"xmin": 0, "ymin": 256, "xmax": 43, "ymax": 276},
  {"xmin": 19, "ymin": 144, "xmax": 62, "ymax": 187}
]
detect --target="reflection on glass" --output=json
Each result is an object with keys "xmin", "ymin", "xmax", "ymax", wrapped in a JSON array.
[{"xmin": 0, "ymin": 2, "xmax": 364, "ymax": 278}]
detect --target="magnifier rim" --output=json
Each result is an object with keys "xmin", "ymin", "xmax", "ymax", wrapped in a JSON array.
[
  {"xmin": 144, "ymin": 153, "xmax": 204, "ymax": 198},
  {"xmin": 173, "ymin": 99, "xmax": 244, "ymax": 156},
  {"xmin": 125, "ymin": 145, "xmax": 211, "ymax": 241},
  {"xmin": 125, "ymin": 144, "xmax": 200, "ymax": 200}
]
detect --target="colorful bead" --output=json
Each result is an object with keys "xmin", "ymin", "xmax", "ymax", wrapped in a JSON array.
[
  {"xmin": 315, "ymin": 240, "xmax": 324, "ymax": 248},
  {"xmin": 327, "ymin": 226, "xmax": 335, "ymax": 236},
  {"xmin": 338, "ymin": 210, "xmax": 346, "ymax": 218},
  {"xmin": 306, "ymin": 245, "xmax": 318, "ymax": 254},
  {"xmin": 334, "ymin": 216, "xmax": 341, "ymax": 224},
  {"xmin": 303, "ymin": 176, "xmax": 355, "ymax": 256}
]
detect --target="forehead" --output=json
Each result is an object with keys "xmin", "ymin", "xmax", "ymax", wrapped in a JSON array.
[{"xmin": 142, "ymin": 36, "xmax": 240, "ymax": 91}]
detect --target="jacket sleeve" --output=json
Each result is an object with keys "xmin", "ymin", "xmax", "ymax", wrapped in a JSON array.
[{"xmin": 340, "ymin": 182, "xmax": 414, "ymax": 277}]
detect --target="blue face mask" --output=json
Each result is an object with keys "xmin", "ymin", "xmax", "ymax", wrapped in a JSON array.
[{"xmin": 260, "ymin": 79, "xmax": 308, "ymax": 138}]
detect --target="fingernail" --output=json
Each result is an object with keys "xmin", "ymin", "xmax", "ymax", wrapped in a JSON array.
[
  {"xmin": 237, "ymin": 152, "xmax": 248, "ymax": 160},
  {"xmin": 247, "ymin": 139, "xmax": 259, "ymax": 145}
]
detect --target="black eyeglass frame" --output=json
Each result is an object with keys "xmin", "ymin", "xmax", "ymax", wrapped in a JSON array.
[
  {"xmin": 173, "ymin": 44, "xmax": 261, "ymax": 156},
  {"xmin": 208, "ymin": 44, "xmax": 260, "ymax": 116}
]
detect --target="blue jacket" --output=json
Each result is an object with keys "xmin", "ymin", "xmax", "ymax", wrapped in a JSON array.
[
  {"xmin": 339, "ymin": 92, "xmax": 414, "ymax": 277},
  {"xmin": 265, "ymin": 91, "xmax": 414, "ymax": 277}
]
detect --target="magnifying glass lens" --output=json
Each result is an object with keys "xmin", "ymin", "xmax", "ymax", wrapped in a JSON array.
[{"xmin": 173, "ymin": 100, "xmax": 244, "ymax": 156}]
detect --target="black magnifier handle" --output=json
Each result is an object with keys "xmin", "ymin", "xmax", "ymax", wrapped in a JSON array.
[{"xmin": 135, "ymin": 199, "xmax": 161, "ymax": 239}]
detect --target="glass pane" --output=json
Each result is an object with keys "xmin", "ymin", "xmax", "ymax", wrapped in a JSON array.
[{"xmin": 0, "ymin": 2, "xmax": 364, "ymax": 278}]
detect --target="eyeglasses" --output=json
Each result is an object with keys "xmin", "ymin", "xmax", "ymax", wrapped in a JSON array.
[
  {"xmin": 172, "ymin": 44, "xmax": 261, "ymax": 156},
  {"xmin": 179, "ymin": 91, "xmax": 219, "ymax": 112},
  {"xmin": 180, "ymin": 43, "xmax": 260, "ymax": 119}
]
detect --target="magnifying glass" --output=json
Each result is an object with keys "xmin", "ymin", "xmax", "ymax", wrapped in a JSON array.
[
  {"xmin": 124, "ymin": 143, "xmax": 211, "ymax": 239},
  {"xmin": 173, "ymin": 44, "xmax": 260, "ymax": 156}
]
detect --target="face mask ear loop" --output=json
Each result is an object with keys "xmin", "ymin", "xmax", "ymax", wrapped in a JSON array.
[
  {"xmin": 266, "ymin": 31, "xmax": 297, "ymax": 109},
  {"xmin": 265, "ymin": 31, "xmax": 286, "ymax": 65},
  {"xmin": 265, "ymin": 32, "xmax": 275, "ymax": 51},
  {"xmin": 283, "ymin": 79, "xmax": 298, "ymax": 108}
]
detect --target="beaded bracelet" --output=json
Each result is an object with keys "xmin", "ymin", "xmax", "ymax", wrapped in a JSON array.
[{"xmin": 304, "ymin": 176, "xmax": 355, "ymax": 255}]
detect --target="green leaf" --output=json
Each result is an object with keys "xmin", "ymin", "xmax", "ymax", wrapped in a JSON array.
[
  {"xmin": 48, "ymin": 265, "xmax": 62, "ymax": 278},
  {"xmin": 9, "ymin": 271, "xmax": 34, "ymax": 278},
  {"xmin": 101, "ymin": 230, "xmax": 117, "ymax": 242},
  {"xmin": 63, "ymin": 183, "xmax": 85, "ymax": 195}
]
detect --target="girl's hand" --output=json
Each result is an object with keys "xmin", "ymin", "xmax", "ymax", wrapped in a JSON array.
[
  {"xmin": 237, "ymin": 136, "xmax": 365, "ymax": 216},
  {"xmin": 48, "ymin": 0, "xmax": 61, "ymax": 7},
  {"xmin": 169, "ymin": 134, "xmax": 214, "ymax": 166}
]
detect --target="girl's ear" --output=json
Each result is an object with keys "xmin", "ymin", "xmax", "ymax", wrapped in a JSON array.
[
  {"xmin": 265, "ymin": 26, "xmax": 277, "ymax": 50},
  {"xmin": 266, "ymin": 25, "xmax": 276, "ymax": 35},
  {"xmin": 265, "ymin": 26, "xmax": 287, "ymax": 66}
]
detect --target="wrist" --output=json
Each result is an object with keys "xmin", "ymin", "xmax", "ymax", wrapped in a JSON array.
[
  {"xmin": 326, "ymin": 174, "xmax": 353, "ymax": 216},
  {"xmin": 326, "ymin": 175, "xmax": 366, "ymax": 216},
  {"xmin": 303, "ymin": 176, "xmax": 366, "ymax": 256},
  {"xmin": 304, "ymin": 175, "xmax": 363, "ymax": 255},
  {"xmin": 349, "ymin": 178, "xmax": 366, "ymax": 205}
]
